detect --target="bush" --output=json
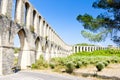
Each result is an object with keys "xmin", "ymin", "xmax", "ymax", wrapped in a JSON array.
[
  {"xmin": 82, "ymin": 60, "xmax": 89, "ymax": 66},
  {"xmin": 96, "ymin": 62, "xmax": 105, "ymax": 71},
  {"xmin": 75, "ymin": 61, "xmax": 82, "ymax": 68},
  {"xmin": 65, "ymin": 61, "xmax": 75, "ymax": 73},
  {"xmin": 31, "ymin": 55, "xmax": 48, "ymax": 69},
  {"xmin": 49, "ymin": 62, "xmax": 56, "ymax": 69},
  {"xmin": 31, "ymin": 64, "xmax": 37, "ymax": 69},
  {"xmin": 103, "ymin": 61, "xmax": 109, "ymax": 67},
  {"xmin": 14, "ymin": 48, "xmax": 20, "ymax": 53}
]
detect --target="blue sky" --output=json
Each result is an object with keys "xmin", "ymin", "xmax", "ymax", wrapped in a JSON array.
[
  {"xmin": 14, "ymin": 0, "xmax": 116, "ymax": 47},
  {"xmin": 30, "ymin": 0, "xmax": 116, "ymax": 46}
]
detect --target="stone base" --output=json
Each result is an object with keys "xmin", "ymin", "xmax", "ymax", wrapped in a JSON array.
[
  {"xmin": 0, "ymin": 47, "xmax": 14, "ymax": 75},
  {"xmin": 18, "ymin": 50, "xmax": 35, "ymax": 69},
  {"xmin": 44, "ymin": 52, "xmax": 50, "ymax": 62}
]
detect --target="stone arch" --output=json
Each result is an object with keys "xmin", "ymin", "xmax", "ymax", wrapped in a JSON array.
[
  {"xmin": 82, "ymin": 46, "xmax": 84, "ymax": 51},
  {"xmin": 38, "ymin": 16, "xmax": 41, "ymax": 35},
  {"xmin": 24, "ymin": 2, "xmax": 30, "ymax": 28},
  {"xmin": 13, "ymin": 28, "xmax": 26, "ymax": 69},
  {"xmin": 43, "ymin": 20, "xmax": 45, "ymax": 37},
  {"xmin": 33, "ymin": 10, "xmax": 37, "ymax": 33},
  {"xmin": 35, "ymin": 37, "xmax": 42, "ymax": 60},
  {"xmin": 44, "ymin": 38, "xmax": 50, "ymax": 61},
  {"xmin": 74, "ymin": 46, "xmax": 76, "ymax": 53},
  {"xmin": 50, "ymin": 43, "xmax": 54, "ymax": 58}
]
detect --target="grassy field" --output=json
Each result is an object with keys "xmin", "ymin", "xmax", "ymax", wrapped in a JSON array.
[{"xmin": 32, "ymin": 49, "xmax": 120, "ymax": 73}]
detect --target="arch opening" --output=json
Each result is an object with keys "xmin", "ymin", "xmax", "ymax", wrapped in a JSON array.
[
  {"xmin": 35, "ymin": 37, "xmax": 42, "ymax": 60},
  {"xmin": 75, "ymin": 46, "xmax": 77, "ymax": 52},
  {"xmin": 33, "ymin": 10, "xmax": 36, "ymax": 25},
  {"xmin": 13, "ymin": 29, "xmax": 25, "ymax": 70},
  {"xmin": 24, "ymin": 2, "xmax": 30, "ymax": 26}
]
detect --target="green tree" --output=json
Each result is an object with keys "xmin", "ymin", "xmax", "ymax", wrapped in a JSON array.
[{"xmin": 77, "ymin": 0, "xmax": 120, "ymax": 46}]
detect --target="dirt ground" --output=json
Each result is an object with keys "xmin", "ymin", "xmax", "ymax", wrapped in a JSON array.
[
  {"xmin": 32, "ymin": 64, "xmax": 120, "ymax": 80},
  {"xmin": 74, "ymin": 64, "xmax": 120, "ymax": 80}
]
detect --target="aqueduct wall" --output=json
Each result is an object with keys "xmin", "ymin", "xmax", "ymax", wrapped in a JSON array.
[
  {"xmin": 0, "ymin": 0, "xmax": 73, "ymax": 75},
  {"xmin": 73, "ymin": 45, "xmax": 106, "ymax": 53}
]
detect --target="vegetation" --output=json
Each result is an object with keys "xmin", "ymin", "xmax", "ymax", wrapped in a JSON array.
[
  {"xmin": 65, "ymin": 61, "xmax": 75, "ymax": 73},
  {"xmin": 32, "ymin": 49, "xmax": 120, "ymax": 73},
  {"xmin": 76, "ymin": 43, "xmax": 95, "ymax": 46},
  {"xmin": 32, "ymin": 55, "xmax": 48, "ymax": 69},
  {"xmin": 14, "ymin": 48, "xmax": 20, "ymax": 54},
  {"xmin": 77, "ymin": 0, "xmax": 120, "ymax": 46},
  {"xmin": 30, "ymin": 25, "xmax": 34, "ymax": 33},
  {"xmin": 96, "ymin": 62, "xmax": 105, "ymax": 71}
]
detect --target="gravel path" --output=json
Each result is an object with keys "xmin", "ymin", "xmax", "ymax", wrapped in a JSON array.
[{"xmin": 0, "ymin": 70, "xmax": 90, "ymax": 80}]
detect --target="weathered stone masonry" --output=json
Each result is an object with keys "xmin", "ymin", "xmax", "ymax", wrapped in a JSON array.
[{"xmin": 0, "ymin": 0, "xmax": 73, "ymax": 75}]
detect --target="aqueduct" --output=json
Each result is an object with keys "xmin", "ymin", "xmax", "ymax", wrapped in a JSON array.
[
  {"xmin": 0, "ymin": 0, "xmax": 118, "ymax": 76},
  {"xmin": 0, "ymin": 0, "xmax": 73, "ymax": 75}
]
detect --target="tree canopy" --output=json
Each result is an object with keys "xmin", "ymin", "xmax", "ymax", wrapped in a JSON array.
[{"xmin": 77, "ymin": 0, "xmax": 120, "ymax": 46}]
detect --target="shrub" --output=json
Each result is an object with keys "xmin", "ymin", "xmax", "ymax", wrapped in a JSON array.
[
  {"xmin": 49, "ymin": 62, "xmax": 56, "ymax": 69},
  {"xmin": 31, "ymin": 55, "xmax": 48, "ymax": 69},
  {"xmin": 75, "ymin": 61, "xmax": 82, "ymax": 68},
  {"xmin": 14, "ymin": 48, "xmax": 20, "ymax": 53},
  {"xmin": 96, "ymin": 62, "xmax": 105, "ymax": 71},
  {"xmin": 30, "ymin": 25, "xmax": 34, "ymax": 33},
  {"xmin": 103, "ymin": 61, "xmax": 109, "ymax": 67},
  {"xmin": 31, "ymin": 64, "xmax": 37, "ymax": 69},
  {"xmin": 65, "ymin": 61, "xmax": 75, "ymax": 73},
  {"xmin": 82, "ymin": 60, "xmax": 89, "ymax": 66}
]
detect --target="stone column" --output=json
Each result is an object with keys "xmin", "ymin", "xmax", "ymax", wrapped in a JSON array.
[
  {"xmin": 49, "ymin": 28, "xmax": 52, "ymax": 42},
  {"xmin": 89, "ymin": 47, "xmax": 91, "ymax": 52},
  {"xmin": 77, "ymin": 46, "xmax": 79, "ymax": 53},
  {"xmin": 26, "ymin": 7, "xmax": 31, "ymax": 30},
  {"xmin": 94, "ymin": 46, "xmax": 97, "ymax": 51},
  {"xmin": 15, "ymin": 0, "xmax": 23, "ymax": 24},
  {"xmin": 52, "ymin": 32, "xmax": 55, "ymax": 43},
  {"xmin": 7, "ymin": 0, "xmax": 13, "ymax": 19},
  {"xmin": 34, "ymin": 13, "xmax": 38, "ymax": 34},
  {"xmin": 46, "ymin": 25, "xmax": 49, "ymax": 40},
  {"xmin": 51, "ymin": 30, "xmax": 53, "ymax": 42},
  {"xmin": 19, "ymin": 38, "xmax": 32, "ymax": 69},
  {"xmin": 43, "ymin": 22, "xmax": 47, "ymax": 38},
  {"xmin": 86, "ymin": 46, "xmax": 88, "ymax": 52},
  {"xmin": 44, "ymin": 47, "xmax": 50, "ymax": 62},
  {"xmin": 0, "ymin": 46, "xmax": 14, "ymax": 75},
  {"xmin": 83, "ymin": 46, "xmax": 86, "ymax": 51},
  {"xmin": 1, "ymin": 0, "xmax": 8, "ymax": 15},
  {"xmin": 79, "ymin": 46, "xmax": 82, "ymax": 52},
  {"xmin": 36, "ymin": 42, "xmax": 42, "ymax": 60},
  {"xmin": 39, "ymin": 18, "xmax": 43, "ymax": 37},
  {"xmin": 73, "ymin": 46, "xmax": 76, "ymax": 53},
  {"xmin": 50, "ymin": 45, "xmax": 54, "ymax": 58}
]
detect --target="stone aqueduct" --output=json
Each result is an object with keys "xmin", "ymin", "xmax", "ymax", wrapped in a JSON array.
[
  {"xmin": 0, "ymin": 0, "xmax": 73, "ymax": 75},
  {"xmin": 0, "ymin": 0, "xmax": 116, "ymax": 75}
]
